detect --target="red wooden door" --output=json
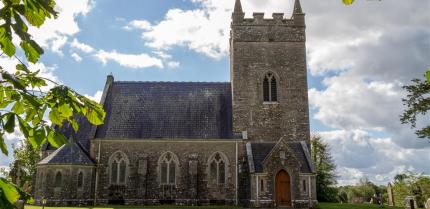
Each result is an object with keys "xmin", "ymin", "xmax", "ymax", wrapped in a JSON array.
[{"xmin": 275, "ymin": 170, "xmax": 291, "ymax": 206}]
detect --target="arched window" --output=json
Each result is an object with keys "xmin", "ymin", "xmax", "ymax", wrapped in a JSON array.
[
  {"xmin": 55, "ymin": 171, "xmax": 62, "ymax": 188},
  {"xmin": 158, "ymin": 152, "xmax": 179, "ymax": 185},
  {"xmin": 109, "ymin": 151, "xmax": 129, "ymax": 185},
  {"xmin": 77, "ymin": 171, "xmax": 84, "ymax": 189},
  {"xmin": 208, "ymin": 152, "xmax": 229, "ymax": 185},
  {"xmin": 263, "ymin": 72, "xmax": 277, "ymax": 102}
]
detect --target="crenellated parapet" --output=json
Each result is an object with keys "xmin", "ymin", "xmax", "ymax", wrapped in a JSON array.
[
  {"xmin": 231, "ymin": 0, "xmax": 305, "ymax": 43},
  {"xmin": 231, "ymin": 12, "xmax": 305, "ymax": 42}
]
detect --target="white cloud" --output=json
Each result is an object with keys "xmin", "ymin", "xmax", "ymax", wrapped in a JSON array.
[
  {"xmin": 70, "ymin": 38, "xmax": 95, "ymax": 53},
  {"xmin": 319, "ymin": 130, "xmax": 430, "ymax": 186},
  {"xmin": 28, "ymin": 0, "xmax": 95, "ymax": 54},
  {"xmin": 94, "ymin": 50, "xmax": 164, "ymax": 69},
  {"xmin": 85, "ymin": 90, "xmax": 103, "ymax": 103},
  {"xmin": 167, "ymin": 61, "xmax": 180, "ymax": 69},
  {"xmin": 124, "ymin": 20, "xmax": 152, "ymax": 31},
  {"xmin": 51, "ymin": 36, "xmax": 68, "ymax": 56},
  {"xmin": 71, "ymin": 52, "xmax": 83, "ymax": 62}
]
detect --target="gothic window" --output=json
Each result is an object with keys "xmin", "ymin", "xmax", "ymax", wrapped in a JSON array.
[
  {"xmin": 55, "ymin": 171, "xmax": 62, "ymax": 188},
  {"xmin": 302, "ymin": 179, "xmax": 307, "ymax": 193},
  {"xmin": 109, "ymin": 151, "xmax": 129, "ymax": 185},
  {"xmin": 208, "ymin": 152, "xmax": 229, "ymax": 185},
  {"xmin": 263, "ymin": 72, "xmax": 278, "ymax": 102},
  {"xmin": 158, "ymin": 152, "xmax": 179, "ymax": 185},
  {"xmin": 260, "ymin": 179, "xmax": 265, "ymax": 192},
  {"xmin": 77, "ymin": 171, "xmax": 84, "ymax": 189}
]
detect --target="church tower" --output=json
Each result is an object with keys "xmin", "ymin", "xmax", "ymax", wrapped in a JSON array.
[{"xmin": 230, "ymin": 0, "xmax": 310, "ymax": 143}]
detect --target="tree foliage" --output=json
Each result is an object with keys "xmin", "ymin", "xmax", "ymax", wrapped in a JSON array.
[
  {"xmin": 343, "ymin": 0, "xmax": 355, "ymax": 5},
  {"xmin": 0, "ymin": 0, "xmax": 106, "ymax": 208},
  {"xmin": 392, "ymin": 172, "xmax": 430, "ymax": 207},
  {"xmin": 7, "ymin": 140, "xmax": 40, "ymax": 194},
  {"xmin": 311, "ymin": 135, "xmax": 338, "ymax": 202},
  {"xmin": 400, "ymin": 70, "xmax": 430, "ymax": 139}
]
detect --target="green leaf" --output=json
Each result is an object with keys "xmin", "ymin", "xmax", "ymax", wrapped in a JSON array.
[
  {"xmin": 0, "ymin": 38, "xmax": 16, "ymax": 57},
  {"xmin": 16, "ymin": 64, "xmax": 30, "ymax": 73},
  {"xmin": 85, "ymin": 108, "xmax": 105, "ymax": 125},
  {"xmin": 48, "ymin": 108, "xmax": 63, "ymax": 125},
  {"xmin": 343, "ymin": 0, "xmax": 354, "ymax": 5},
  {"xmin": 0, "ymin": 178, "xmax": 20, "ymax": 206},
  {"xmin": 58, "ymin": 103, "xmax": 73, "ymax": 118},
  {"xmin": 70, "ymin": 119, "xmax": 79, "ymax": 132},
  {"xmin": 12, "ymin": 101, "xmax": 25, "ymax": 115},
  {"xmin": 47, "ymin": 130, "xmax": 67, "ymax": 148},
  {"xmin": 20, "ymin": 40, "xmax": 43, "ymax": 63},
  {"xmin": 23, "ymin": 0, "xmax": 46, "ymax": 27},
  {"xmin": 17, "ymin": 117, "xmax": 29, "ymax": 138},
  {"xmin": 28, "ymin": 128, "xmax": 46, "ymax": 148},
  {"xmin": 426, "ymin": 69, "xmax": 430, "ymax": 84},
  {"xmin": 4, "ymin": 113, "xmax": 15, "ymax": 133},
  {"xmin": 1, "ymin": 72, "xmax": 26, "ymax": 91},
  {"xmin": 0, "ymin": 134, "xmax": 8, "ymax": 156}
]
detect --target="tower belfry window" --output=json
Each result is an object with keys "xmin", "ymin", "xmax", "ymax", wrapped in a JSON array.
[{"xmin": 263, "ymin": 72, "xmax": 278, "ymax": 102}]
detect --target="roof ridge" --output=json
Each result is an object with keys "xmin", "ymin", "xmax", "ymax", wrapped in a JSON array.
[{"xmin": 114, "ymin": 81, "xmax": 231, "ymax": 84}]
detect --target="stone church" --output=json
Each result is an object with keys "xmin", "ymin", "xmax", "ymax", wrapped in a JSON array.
[{"xmin": 34, "ymin": 0, "xmax": 317, "ymax": 208}]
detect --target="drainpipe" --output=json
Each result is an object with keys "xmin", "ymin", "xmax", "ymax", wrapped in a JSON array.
[
  {"xmin": 256, "ymin": 175, "xmax": 259, "ymax": 206},
  {"xmin": 235, "ymin": 140, "xmax": 238, "ymax": 205},
  {"xmin": 94, "ymin": 141, "xmax": 101, "ymax": 205},
  {"xmin": 308, "ymin": 175, "xmax": 312, "ymax": 208}
]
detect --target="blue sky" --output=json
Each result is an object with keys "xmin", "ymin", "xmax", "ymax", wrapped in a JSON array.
[{"xmin": 1, "ymin": 0, "xmax": 429, "ymax": 185}]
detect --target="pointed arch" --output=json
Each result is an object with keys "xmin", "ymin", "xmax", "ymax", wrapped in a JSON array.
[
  {"xmin": 262, "ymin": 72, "xmax": 278, "ymax": 102},
  {"xmin": 77, "ymin": 171, "xmax": 84, "ymax": 189},
  {"xmin": 275, "ymin": 169, "xmax": 292, "ymax": 206},
  {"xmin": 158, "ymin": 151, "xmax": 179, "ymax": 185},
  {"xmin": 55, "ymin": 171, "xmax": 62, "ymax": 188},
  {"xmin": 109, "ymin": 151, "xmax": 129, "ymax": 185},
  {"xmin": 207, "ymin": 151, "xmax": 229, "ymax": 185}
]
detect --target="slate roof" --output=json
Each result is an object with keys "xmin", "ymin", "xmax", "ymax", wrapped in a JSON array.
[
  {"xmin": 38, "ymin": 142, "xmax": 95, "ymax": 165},
  {"xmin": 247, "ymin": 141, "xmax": 314, "ymax": 174},
  {"xmin": 95, "ymin": 82, "xmax": 233, "ymax": 139},
  {"xmin": 41, "ymin": 116, "xmax": 94, "ymax": 152}
]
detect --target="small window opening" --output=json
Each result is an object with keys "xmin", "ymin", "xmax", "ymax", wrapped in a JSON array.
[{"xmin": 263, "ymin": 72, "xmax": 278, "ymax": 102}]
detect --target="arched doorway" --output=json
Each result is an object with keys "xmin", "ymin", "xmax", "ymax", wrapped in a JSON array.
[{"xmin": 275, "ymin": 170, "xmax": 291, "ymax": 206}]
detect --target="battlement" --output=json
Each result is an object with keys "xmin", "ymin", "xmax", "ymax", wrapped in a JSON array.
[
  {"xmin": 232, "ymin": 0, "xmax": 304, "ymax": 27},
  {"xmin": 236, "ymin": 12, "xmax": 295, "ymax": 26}
]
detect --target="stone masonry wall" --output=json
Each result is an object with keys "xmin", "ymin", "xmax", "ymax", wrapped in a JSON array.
[
  {"xmin": 230, "ymin": 14, "xmax": 310, "ymax": 144},
  {"xmin": 90, "ymin": 139, "xmax": 246, "ymax": 205},
  {"xmin": 34, "ymin": 165, "xmax": 95, "ymax": 206}
]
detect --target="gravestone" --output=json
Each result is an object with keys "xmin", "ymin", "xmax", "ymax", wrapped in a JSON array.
[
  {"xmin": 16, "ymin": 200, "xmax": 24, "ymax": 209},
  {"xmin": 404, "ymin": 196, "xmax": 417, "ymax": 209},
  {"xmin": 387, "ymin": 183, "xmax": 395, "ymax": 206},
  {"xmin": 425, "ymin": 198, "xmax": 430, "ymax": 209}
]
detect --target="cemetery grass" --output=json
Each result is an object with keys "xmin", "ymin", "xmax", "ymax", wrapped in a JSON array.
[
  {"xmin": 25, "ymin": 204, "xmax": 412, "ymax": 209},
  {"xmin": 25, "ymin": 205, "xmax": 241, "ymax": 209},
  {"xmin": 318, "ymin": 202, "xmax": 408, "ymax": 209}
]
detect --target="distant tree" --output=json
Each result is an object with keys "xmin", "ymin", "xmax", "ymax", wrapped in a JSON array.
[
  {"xmin": 311, "ymin": 135, "xmax": 338, "ymax": 202},
  {"xmin": 7, "ymin": 140, "xmax": 40, "ymax": 194},
  {"xmin": 392, "ymin": 172, "xmax": 430, "ymax": 208},
  {"xmin": 400, "ymin": 69, "xmax": 430, "ymax": 139}
]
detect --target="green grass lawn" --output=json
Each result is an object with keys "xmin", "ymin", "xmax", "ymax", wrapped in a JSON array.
[
  {"xmin": 25, "ymin": 203, "xmax": 412, "ymax": 209},
  {"xmin": 318, "ymin": 202, "xmax": 405, "ymax": 209},
  {"xmin": 25, "ymin": 205, "xmax": 240, "ymax": 209}
]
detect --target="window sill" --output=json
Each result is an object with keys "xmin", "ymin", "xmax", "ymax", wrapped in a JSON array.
[{"xmin": 263, "ymin": 102, "xmax": 279, "ymax": 105}]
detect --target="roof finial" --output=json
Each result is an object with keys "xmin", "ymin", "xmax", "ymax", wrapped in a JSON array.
[
  {"xmin": 293, "ymin": 0, "xmax": 303, "ymax": 14},
  {"xmin": 234, "ymin": 0, "xmax": 243, "ymax": 14}
]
